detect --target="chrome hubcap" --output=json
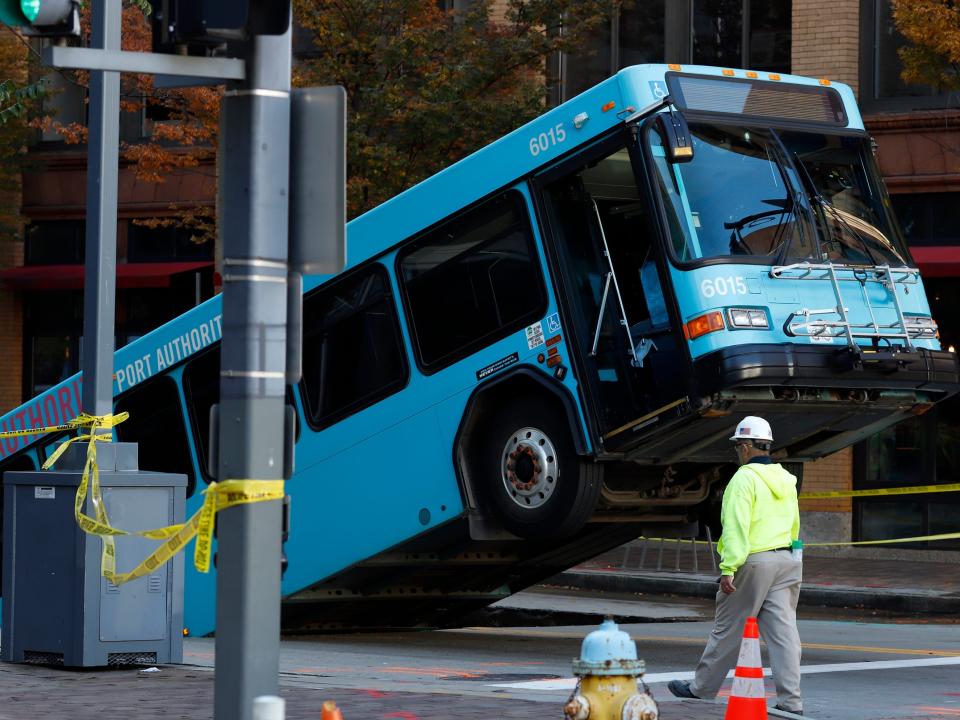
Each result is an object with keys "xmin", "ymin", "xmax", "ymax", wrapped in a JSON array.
[{"xmin": 500, "ymin": 426, "xmax": 558, "ymax": 510}]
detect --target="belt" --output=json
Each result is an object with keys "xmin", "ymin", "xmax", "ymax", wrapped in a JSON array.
[{"xmin": 771, "ymin": 546, "xmax": 791, "ymax": 552}]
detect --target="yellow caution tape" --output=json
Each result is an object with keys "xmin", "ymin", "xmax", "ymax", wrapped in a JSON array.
[
  {"xmin": 638, "ymin": 531, "xmax": 960, "ymax": 548},
  {"xmin": 98, "ymin": 479, "xmax": 285, "ymax": 585},
  {"xmin": 0, "ymin": 413, "xmax": 284, "ymax": 586},
  {"xmin": 800, "ymin": 483, "xmax": 960, "ymax": 500},
  {"xmin": 805, "ymin": 532, "xmax": 960, "ymax": 547}
]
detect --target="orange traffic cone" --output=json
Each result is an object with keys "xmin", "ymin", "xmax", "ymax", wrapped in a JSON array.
[
  {"xmin": 723, "ymin": 617, "xmax": 767, "ymax": 720},
  {"xmin": 321, "ymin": 700, "xmax": 344, "ymax": 720}
]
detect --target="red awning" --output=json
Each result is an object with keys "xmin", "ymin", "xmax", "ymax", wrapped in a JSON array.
[
  {"xmin": 910, "ymin": 247, "xmax": 960, "ymax": 278},
  {"xmin": 0, "ymin": 261, "xmax": 213, "ymax": 290}
]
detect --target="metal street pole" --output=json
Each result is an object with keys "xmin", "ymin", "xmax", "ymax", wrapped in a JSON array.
[
  {"xmin": 81, "ymin": 0, "xmax": 121, "ymax": 418},
  {"xmin": 214, "ymin": 22, "xmax": 292, "ymax": 720}
]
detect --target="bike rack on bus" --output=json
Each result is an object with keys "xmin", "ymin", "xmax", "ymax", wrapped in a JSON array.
[{"xmin": 770, "ymin": 262, "xmax": 938, "ymax": 367}]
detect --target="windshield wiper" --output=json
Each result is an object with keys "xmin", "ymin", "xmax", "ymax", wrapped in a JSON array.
[
  {"xmin": 786, "ymin": 148, "xmax": 890, "ymax": 266},
  {"xmin": 768, "ymin": 130, "xmax": 816, "ymax": 264}
]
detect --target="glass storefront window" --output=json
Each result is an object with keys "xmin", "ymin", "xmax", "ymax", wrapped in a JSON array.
[
  {"xmin": 929, "ymin": 503, "xmax": 960, "ymax": 549},
  {"xmin": 692, "ymin": 0, "xmax": 790, "ymax": 71},
  {"xmin": 860, "ymin": 0, "xmax": 955, "ymax": 111},
  {"xmin": 856, "ymin": 399, "xmax": 960, "ymax": 549},
  {"xmin": 692, "ymin": 0, "xmax": 743, "ymax": 68},
  {"xmin": 892, "ymin": 193, "xmax": 960, "ymax": 248},
  {"xmin": 564, "ymin": 15, "xmax": 613, "ymax": 99},
  {"xmin": 748, "ymin": 0, "xmax": 791, "ymax": 72},
  {"xmin": 30, "ymin": 335, "xmax": 80, "ymax": 396},
  {"xmin": 859, "ymin": 499, "xmax": 923, "ymax": 542},
  {"xmin": 562, "ymin": 0, "xmax": 790, "ymax": 102},
  {"xmin": 861, "ymin": 416, "xmax": 924, "ymax": 488},
  {"xmin": 619, "ymin": 2, "xmax": 666, "ymax": 69},
  {"xmin": 25, "ymin": 221, "xmax": 84, "ymax": 265}
]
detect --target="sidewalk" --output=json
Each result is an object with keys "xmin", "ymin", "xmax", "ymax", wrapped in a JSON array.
[
  {"xmin": 0, "ymin": 660, "xmax": 723, "ymax": 720},
  {"xmin": 554, "ymin": 540, "xmax": 960, "ymax": 615}
]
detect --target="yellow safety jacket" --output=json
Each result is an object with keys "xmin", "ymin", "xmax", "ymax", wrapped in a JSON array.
[{"xmin": 717, "ymin": 461, "xmax": 801, "ymax": 575}]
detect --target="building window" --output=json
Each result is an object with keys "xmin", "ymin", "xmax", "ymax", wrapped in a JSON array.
[
  {"xmin": 563, "ymin": 0, "xmax": 790, "ymax": 102},
  {"xmin": 859, "ymin": 0, "xmax": 958, "ymax": 111},
  {"xmin": 692, "ymin": 0, "xmax": 791, "ymax": 71},
  {"xmin": 25, "ymin": 221, "xmax": 85, "ymax": 265},
  {"xmin": 114, "ymin": 375, "xmax": 196, "ymax": 496},
  {"xmin": 23, "ymin": 291, "xmax": 82, "ymax": 398},
  {"xmin": 300, "ymin": 265, "xmax": 408, "ymax": 428},
  {"xmin": 127, "ymin": 223, "xmax": 213, "ymax": 263},
  {"xmin": 891, "ymin": 193, "xmax": 960, "ymax": 247},
  {"xmin": 565, "ymin": 1, "xmax": 664, "ymax": 100},
  {"xmin": 398, "ymin": 191, "xmax": 546, "ymax": 372},
  {"xmin": 855, "ymin": 401, "xmax": 960, "ymax": 549}
]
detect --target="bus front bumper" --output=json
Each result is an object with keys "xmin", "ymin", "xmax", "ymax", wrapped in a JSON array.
[{"xmin": 693, "ymin": 343, "xmax": 960, "ymax": 396}]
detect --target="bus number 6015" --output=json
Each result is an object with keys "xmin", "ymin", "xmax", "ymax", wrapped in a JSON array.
[
  {"xmin": 529, "ymin": 123, "xmax": 566, "ymax": 157},
  {"xmin": 700, "ymin": 276, "xmax": 748, "ymax": 298}
]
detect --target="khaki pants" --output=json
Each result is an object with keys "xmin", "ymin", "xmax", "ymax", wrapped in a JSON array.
[{"xmin": 689, "ymin": 549, "xmax": 803, "ymax": 712}]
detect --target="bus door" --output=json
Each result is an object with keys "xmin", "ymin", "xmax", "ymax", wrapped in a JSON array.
[{"xmin": 537, "ymin": 133, "xmax": 687, "ymax": 452}]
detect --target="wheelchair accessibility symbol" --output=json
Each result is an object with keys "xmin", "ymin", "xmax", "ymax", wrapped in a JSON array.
[
  {"xmin": 649, "ymin": 81, "xmax": 667, "ymax": 100},
  {"xmin": 546, "ymin": 313, "xmax": 561, "ymax": 333}
]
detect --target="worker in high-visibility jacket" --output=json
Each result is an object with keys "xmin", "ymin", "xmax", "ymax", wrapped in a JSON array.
[{"xmin": 667, "ymin": 415, "xmax": 804, "ymax": 716}]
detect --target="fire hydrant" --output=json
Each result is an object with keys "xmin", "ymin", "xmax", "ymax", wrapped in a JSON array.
[{"xmin": 563, "ymin": 618, "xmax": 659, "ymax": 720}]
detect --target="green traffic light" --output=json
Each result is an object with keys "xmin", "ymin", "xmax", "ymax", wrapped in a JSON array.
[
  {"xmin": 19, "ymin": 0, "xmax": 39, "ymax": 22},
  {"xmin": 0, "ymin": 2, "xmax": 26, "ymax": 25}
]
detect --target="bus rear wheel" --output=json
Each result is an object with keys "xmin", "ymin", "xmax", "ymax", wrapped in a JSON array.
[{"xmin": 478, "ymin": 400, "xmax": 600, "ymax": 539}]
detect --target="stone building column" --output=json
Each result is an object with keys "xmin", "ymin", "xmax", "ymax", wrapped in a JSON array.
[{"xmin": 792, "ymin": 0, "xmax": 860, "ymax": 96}]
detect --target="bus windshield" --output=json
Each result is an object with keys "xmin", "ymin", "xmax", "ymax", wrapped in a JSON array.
[{"xmin": 647, "ymin": 120, "xmax": 910, "ymax": 267}]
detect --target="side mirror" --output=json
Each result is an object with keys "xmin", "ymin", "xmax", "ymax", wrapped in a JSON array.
[{"xmin": 656, "ymin": 110, "xmax": 694, "ymax": 163}]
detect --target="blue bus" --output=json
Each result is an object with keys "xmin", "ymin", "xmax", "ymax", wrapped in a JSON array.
[{"xmin": 2, "ymin": 64, "xmax": 958, "ymax": 635}]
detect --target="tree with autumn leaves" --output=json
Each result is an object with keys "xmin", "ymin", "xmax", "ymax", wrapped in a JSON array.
[
  {"xmin": 0, "ymin": 0, "xmax": 616, "ymax": 240},
  {"xmin": 891, "ymin": 0, "xmax": 960, "ymax": 92},
  {"xmin": 294, "ymin": 0, "xmax": 615, "ymax": 216}
]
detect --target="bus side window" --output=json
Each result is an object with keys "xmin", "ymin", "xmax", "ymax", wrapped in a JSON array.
[
  {"xmin": 183, "ymin": 348, "xmax": 220, "ymax": 483},
  {"xmin": 397, "ymin": 190, "xmax": 546, "ymax": 371},
  {"xmin": 183, "ymin": 347, "xmax": 300, "ymax": 482},
  {"xmin": 300, "ymin": 265, "xmax": 408, "ymax": 429},
  {"xmin": 114, "ymin": 375, "xmax": 196, "ymax": 496}
]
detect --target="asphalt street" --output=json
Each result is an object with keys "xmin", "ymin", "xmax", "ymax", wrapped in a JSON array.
[
  {"xmin": 0, "ymin": 591, "xmax": 957, "ymax": 719},
  {"xmin": 176, "ymin": 592, "xmax": 960, "ymax": 720}
]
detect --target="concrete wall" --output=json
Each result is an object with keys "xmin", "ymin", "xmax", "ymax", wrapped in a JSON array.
[
  {"xmin": 801, "ymin": 510, "xmax": 853, "ymax": 546},
  {"xmin": 798, "ymin": 447, "xmax": 854, "ymax": 544}
]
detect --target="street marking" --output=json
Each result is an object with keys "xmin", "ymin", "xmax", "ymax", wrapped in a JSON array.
[
  {"xmin": 490, "ymin": 656, "xmax": 960, "ymax": 690},
  {"xmin": 381, "ymin": 666, "xmax": 483, "ymax": 679},
  {"xmin": 462, "ymin": 627, "xmax": 960, "ymax": 657},
  {"xmin": 916, "ymin": 709, "xmax": 960, "ymax": 717}
]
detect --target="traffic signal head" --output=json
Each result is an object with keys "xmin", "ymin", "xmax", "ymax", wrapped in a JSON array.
[
  {"xmin": 152, "ymin": 0, "xmax": 290, "ymax": 54},
  {"xmin": 0, "ymin": 0, "xmax": 78, "ymax": 35}
]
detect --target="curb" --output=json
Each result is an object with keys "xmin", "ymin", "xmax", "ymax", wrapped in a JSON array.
[{"xmin": 551, "ymin": 571, "xmax": 960, "ymax": 615}]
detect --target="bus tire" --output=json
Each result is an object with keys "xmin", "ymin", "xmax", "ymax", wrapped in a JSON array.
[{"xmin": 478, "ymin": 400, "xmax": 600, "ymax": 539}]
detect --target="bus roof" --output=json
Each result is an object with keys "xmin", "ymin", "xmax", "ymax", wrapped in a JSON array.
[
  {"xmin": 343, "ymin": 63, "xmax": 861, "ymax": 271},
  {"xmin": 0, "ymin": 65, "xmax": 861, "ymax": 459}
]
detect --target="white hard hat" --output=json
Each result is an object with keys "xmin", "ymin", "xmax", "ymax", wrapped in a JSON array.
[{"xmin": 730, "ymin": 416, "xmax": 773, "ymax": 442}]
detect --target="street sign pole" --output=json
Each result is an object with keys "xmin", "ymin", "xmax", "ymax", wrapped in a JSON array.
[
  {"xmin": 45, "ymin": 4, "xmax": 301, "ymax": 715},
  {"xmin": 214, "ymin": 23, "xmax": 292, "ymax": 720},
  {"xmin": 80, "ymin": 0, "xmax": 120, "ymax": 419}
]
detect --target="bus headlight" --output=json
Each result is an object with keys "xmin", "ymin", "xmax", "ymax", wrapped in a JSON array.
[{"xmin": 727, "ymin": 308, "xmax": 769, "ymax": 329}]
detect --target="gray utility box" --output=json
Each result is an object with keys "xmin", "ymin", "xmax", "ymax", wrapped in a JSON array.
[{"xmin": 2, "ymin": 443, "xmax": 185, "ymax": 667}]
